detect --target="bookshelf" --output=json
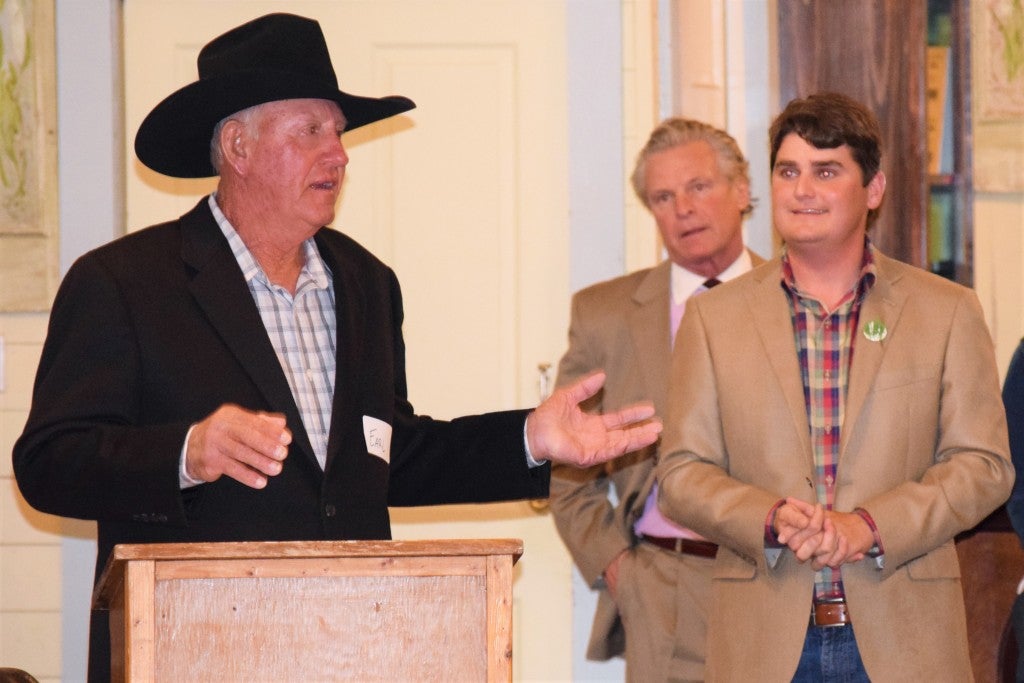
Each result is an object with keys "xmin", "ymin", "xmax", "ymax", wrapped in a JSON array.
[
  {"xmin": 926, "ymin": 0, "xmax": 972, "ymax": 284},
  {"xmin": 776, "ymin": 0, "xmax": 973, "ymax": 285}
]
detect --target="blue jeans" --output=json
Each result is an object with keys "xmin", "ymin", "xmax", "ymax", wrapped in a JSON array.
[{"xmin": 791, "ymin": 623, "xmax": 870, "ymax": 682}]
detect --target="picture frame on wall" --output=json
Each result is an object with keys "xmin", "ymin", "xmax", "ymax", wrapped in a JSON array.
[
  {"xmin": 973, "ymin": 0, "xmax": 1024, "ymax": 193},
  {"xmin": 0, "ymin": 0, "xmax": 58, "ymax": 311}
]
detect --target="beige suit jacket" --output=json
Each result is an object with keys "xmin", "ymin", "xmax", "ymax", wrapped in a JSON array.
[
  {"xmin": 550, "ymin": 251, "xmax": 762, "ymax": 660},
  {"xmin": 656, "ymin": 250, "xmax": 1014, "ymax": 682}
]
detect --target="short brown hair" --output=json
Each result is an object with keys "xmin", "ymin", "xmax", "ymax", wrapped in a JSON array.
[{"xmin": 769, "ymin": 92, "xmax": 882, "ymax": 186}]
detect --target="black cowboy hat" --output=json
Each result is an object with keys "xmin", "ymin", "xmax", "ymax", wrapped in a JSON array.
[{"xmin": 134, "ymin": 13, "xmax": 416, "ymax": 178}]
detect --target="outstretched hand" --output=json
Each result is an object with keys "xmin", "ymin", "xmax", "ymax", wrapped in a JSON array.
[{"xmin": 525, "ymin": 371, "xmax": 662, "ymax": 468}]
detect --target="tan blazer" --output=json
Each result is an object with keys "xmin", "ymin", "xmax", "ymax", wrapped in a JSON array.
[
  {"xmin": 550, "ymin": 252, "xmax": 763, "ymax": 660},
  {"xmin": 657, "ymin": 251, "xmax": 1014, "ymax": 682}
]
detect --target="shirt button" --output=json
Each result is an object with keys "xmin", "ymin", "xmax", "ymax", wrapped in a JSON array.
[
  {"xmin": 825, "ymin": 474, "xmax": 835, "ymax": 486},
  {"xmin": 324, "ymin": 504, "xmax": 337, "ymax": 517}
]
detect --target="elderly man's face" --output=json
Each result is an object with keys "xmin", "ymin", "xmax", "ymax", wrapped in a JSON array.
[
  {"xmin": 643, "ymin": 140, "xmax": 749, "ymax": 278},
  {"xmin": 243, "ymin": 98, "xmax": 348, "ymax": 235}
]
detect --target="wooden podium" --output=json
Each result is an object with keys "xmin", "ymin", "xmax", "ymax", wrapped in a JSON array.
[{"xmin": 93, "ymin": 539, "xmax": 523, "ymax": 682}]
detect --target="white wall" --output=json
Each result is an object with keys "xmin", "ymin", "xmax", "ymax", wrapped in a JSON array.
[
  {"xmin": 565, "ymin": 5, "xmax": 628, "ymax": 678},
  {"xmin": 59, "ymin": 1, "xmax": 124, "ymax": 680},
  {"xmin": 0, "ymin": 3, "xmax": 121, "ymax": 682}
]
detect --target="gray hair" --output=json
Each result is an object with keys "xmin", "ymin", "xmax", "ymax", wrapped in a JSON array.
[
  {"xmin": 631, "ymin": 118, "xmax": 753, "ymax": 214},
  {"xmin": 209, "ymin": 103, "xmax": 267, "ymax": 173}
]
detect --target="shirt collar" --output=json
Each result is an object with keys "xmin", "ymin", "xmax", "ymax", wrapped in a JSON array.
[
  {"xmin": 671, "ymin": 249, "xmax": 753, "ymax": 305},
  {"xmin": 208, "ymin": 193, "xmax": 331, "ymax": 290},
  {"xmin": 780, "ymin": 236, "xmax": 878, "ymax": 306}
]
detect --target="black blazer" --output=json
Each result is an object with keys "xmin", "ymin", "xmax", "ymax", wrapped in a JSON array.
[{"xmin": 13, "ymin": 198, "xmax": 548, "ymax": 680}]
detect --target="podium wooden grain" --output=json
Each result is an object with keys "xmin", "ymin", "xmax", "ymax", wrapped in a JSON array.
[{"xmin": 93, "ymin": 539, "xmax": 523, "ymax": 682}]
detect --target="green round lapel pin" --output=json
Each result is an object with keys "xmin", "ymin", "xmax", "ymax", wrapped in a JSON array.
[{"xmin": 863, "ymin": 319, "xmax": 887, "ymax": 342}]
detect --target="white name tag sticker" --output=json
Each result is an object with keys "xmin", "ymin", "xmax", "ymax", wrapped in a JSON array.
[{"xmin": 362, "ymin": 416, "xmax": 392, "ymax": 463}]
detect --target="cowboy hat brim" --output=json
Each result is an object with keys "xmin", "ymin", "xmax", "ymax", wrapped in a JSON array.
[{"xmin": 134, "ymin": 70, "xmax": 415, "ymax": 179}]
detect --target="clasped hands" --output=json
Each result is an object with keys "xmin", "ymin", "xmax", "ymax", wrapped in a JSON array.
[
  {"xmin": 185, "ymin": 371, "xmax": 662, "ymax": 489},
  {"xmin": 774, "ymin": 497, "xmax": 876, "ymax": 570}
]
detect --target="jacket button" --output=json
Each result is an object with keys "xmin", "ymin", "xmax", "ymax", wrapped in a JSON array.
[{"xmin": 324, "ymin": 504, "xmax": 337, "ymax": 517}]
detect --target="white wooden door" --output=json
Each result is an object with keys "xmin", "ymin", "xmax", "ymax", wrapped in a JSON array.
[{"xmin": 124, "ymin": 2, "xmax": 574, "ymax": 680}]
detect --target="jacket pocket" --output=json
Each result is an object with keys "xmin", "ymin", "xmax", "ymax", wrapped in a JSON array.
[
  {"xmin": 871, "ymin": 362, "xmax": 941, "ymax": 392},
  {"xmin": 905, "ymin": 541, "xmax": 961, "ymax": 580},
  {"xmin": 712, "ymin": 548, "xmax": 757, "ymax": 580}
]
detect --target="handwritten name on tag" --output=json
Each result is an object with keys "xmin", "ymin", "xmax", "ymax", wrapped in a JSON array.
[{"xmin": 363, "ymin": 416, "xmax": 392, "ymax": 463}]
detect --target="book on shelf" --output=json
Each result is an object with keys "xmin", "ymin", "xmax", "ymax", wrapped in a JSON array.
[
  {"xmin": 928, "ymin": 187, "xmax": 955, "ymax": 266},
  {"xmin": 925, "ymin": 45, "xmax": 955, "ymax": 176}
]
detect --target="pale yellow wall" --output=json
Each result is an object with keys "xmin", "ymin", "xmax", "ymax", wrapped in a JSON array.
[
  {"xmin": 970, "ymin": 0, "xmax": 1024, "ymax": 377},
  {"xmin": 0, "ymin": 313, "xmax": 62, "ymax": 682},
  {"xmin": 975, "ymin": 193, "xmax": 1024, "ymax": 377}
]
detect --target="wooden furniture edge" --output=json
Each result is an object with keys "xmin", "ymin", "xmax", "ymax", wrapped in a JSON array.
[{"xmin": 93, "ymin": 538, "xmax": 523, "ymax": 609}]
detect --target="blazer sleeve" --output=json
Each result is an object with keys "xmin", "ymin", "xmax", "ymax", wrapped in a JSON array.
[
  {"xmin": 656, "ymin": 294, "xmax": 783, "ymax": 569},
  {"xmin": 382, "ymin": 266, "xmax": 550, "ymax": 506},
  {"xmin": 854, "ymin": 288, "xmax": 1013, "ymax": 573},
  {"xmin": 13, "ymin": 252, "xmax": 190, "ymax": 524},
  {"xmin": 548, "ymin": 289, "xmax": 639, "ymax": 585}
]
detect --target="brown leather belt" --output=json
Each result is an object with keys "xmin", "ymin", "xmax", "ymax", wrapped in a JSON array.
[
  {"xmin": 811, "ymin": 600, "xmax": 851, "ymax": 628},
  {"xmin": 641, "ymin": 535, "xmax": 718, "ymax": 558}
]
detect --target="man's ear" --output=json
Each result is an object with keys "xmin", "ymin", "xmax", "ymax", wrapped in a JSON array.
[
  {"xmin": 735, "ymin": 178, "xmax": 752, "ymax": 213},
  {"xmin": 219, "ymin": 119, "xmax": 248, "ymax": 173},
  {"xmin": 866, "ymin": 171, "xmax": 886, "ymax": 210}
]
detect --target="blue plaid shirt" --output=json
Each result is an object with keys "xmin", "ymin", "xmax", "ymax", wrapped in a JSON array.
[{"xmin": 210, "ymin": 195, "xmax": 337, "ymax": 470}]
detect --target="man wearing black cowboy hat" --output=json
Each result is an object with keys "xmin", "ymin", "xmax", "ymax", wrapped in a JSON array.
[{"xmin": 12, "ymin": 13, "xmax": 661, "ymax": 681}]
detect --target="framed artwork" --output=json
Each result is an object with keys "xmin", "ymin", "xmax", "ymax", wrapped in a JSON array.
[
  {"xmin": 974, "ymin": 0, "xmax": 1024, "ymax": 192},
  {"xmin": 0, "ymin": 0, "xmax": 58, "ymax": 311},
  {"xmin": 977, "ymin": 0, "xmax": 1024, "ymax": 120}
]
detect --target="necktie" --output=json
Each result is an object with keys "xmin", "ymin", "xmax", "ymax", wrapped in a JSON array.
[{"xmin": 671, "ymin": 277, "xmax": 721, "ymax": 345}]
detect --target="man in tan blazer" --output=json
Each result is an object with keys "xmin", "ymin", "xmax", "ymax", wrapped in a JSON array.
[
  {"xmin": 657, "ymin": 92, "xmax": 1013, "ymax": 681},
  {"xmin": 550, "ymin": 118, "xmax": 763, "ymax": 682}
]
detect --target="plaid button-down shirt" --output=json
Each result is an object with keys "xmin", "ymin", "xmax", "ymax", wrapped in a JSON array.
[
  {"xmin": 781, "ymin": 239, "xmax": 877, "ymax": 601},
  {"xmin": 210, "ymin": 195, "xmax": 337, "ymax": 470}
]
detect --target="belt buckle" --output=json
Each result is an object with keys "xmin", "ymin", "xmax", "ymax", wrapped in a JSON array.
[{"xmin": 811, "ymin": 598, "xmax": 849, "ymax": 628}]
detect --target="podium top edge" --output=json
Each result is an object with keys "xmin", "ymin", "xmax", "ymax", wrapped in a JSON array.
[
  {"xmin": 109, "ymin": 538, "xmax": 525, "ymax": 562},
  {"xmin": 92, "ymin": 539, "xmax": 525, "ymax": 610}
]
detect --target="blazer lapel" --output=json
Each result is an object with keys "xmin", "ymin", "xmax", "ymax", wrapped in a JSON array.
[
  {"xmin": 179, "ymin": 199, "xmax": 319, "ymax": 470},
  {"xmin": 841, "ymin": 253, "xmax": 907, "ymax": 456},
  {"xmin": 747, "ymin": 261, "xmax": 815, "ymax": 469},
  {"xmin": 314, "ymin": 232, "xmax": 366, "ymax": 473},
  {"xmin": 628, "ymin": 261, "xmax": 672, "ymax": 414}
]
